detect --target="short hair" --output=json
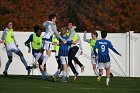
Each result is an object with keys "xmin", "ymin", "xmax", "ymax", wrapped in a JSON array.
[
  {"xmin": 7, "ymin": 20, "xmax": 12, "ymax": 25},
  {"xmin": 48, "ymin": 13, "xmax": 56, "ymax": 21},
  {"xmin": 94, "ymin": 32, "xmax": 98, "ymax": 38},
  {"xmin": 101, "ymin": 30, "xmax": 107, "ymax": 38},
  {"xmin": 33, "ymin": 25, "xmax": 42, "ymax": 33},
  {"xmin": 60, "ymin": 27, "xmax": 67, "ymax": 32}
]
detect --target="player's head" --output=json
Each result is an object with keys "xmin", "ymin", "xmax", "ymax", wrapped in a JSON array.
[
  {"xmin": 101, "ymin": 29, "xmax": 107, "ymax": 38},
  {"xmin": 7, "ymin": 21, "xmax": 13, "ymax": 29},
  {"xmin": 33, "ymin": 25, "xmax": 42, "ymax": 37},
  {"xmin": 60, "ymin": 27, "xmax": 67, "ymax": 35},
  {"xmin": 67, "ymin": 20, "xmax": 74, "ymax": 30},
  {"xmin": 91, "ymin": 32, "xmax": 98, "ymax": 39},
  {"xmin": 48, "ymin": 13, "xmax": 56, "ymax": 23}
]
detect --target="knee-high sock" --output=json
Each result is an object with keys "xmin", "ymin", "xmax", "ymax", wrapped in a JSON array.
[
  {"xmin": 62, "ymin": 71, "xmax": 67, "ymax": 80},
  {"xmin": 106, "ymin": 77, "xmax": 110, "ymax": 85},
  {"xmin": 94, "ymin": 69, "xmax": 99, "ymax": 76},
  {"xmin": 66, "ymin": 66, "xmax": 70, "ymax": 77},
  {"xmin": 4, "ymin": 61, "xmax": 11, "ymax": 72}
]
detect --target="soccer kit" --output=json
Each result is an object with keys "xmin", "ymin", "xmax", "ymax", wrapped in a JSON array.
[
  {"xmin": 94, "ymin": 39, "xmax": 120, "ymax": 69},
  {"xmin": 1, "ymin": 28, "xmax": 31, "ymax": 75}
]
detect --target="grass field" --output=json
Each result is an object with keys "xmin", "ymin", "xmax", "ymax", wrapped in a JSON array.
[{"xmin": 0, "ymin": 75, "xmax": 140, "ymax": 93}]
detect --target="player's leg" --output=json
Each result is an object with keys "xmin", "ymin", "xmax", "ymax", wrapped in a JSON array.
[
  {"xmin": 68, "ymin": 48, "xmax": 78, "ymax": 80},
  {"xmin": 105, "ymin": 62, "xmax": 111, "ymax": 85},
  {"xmin": 53, "ymin": 56, "xmax": 62, "ymax": 80},
  {"xmin": 61, "ymin": 57, "xmax": 68, "ymax": 82},
  {"xmin": 97, "ymin": 63, "xmax": 104, "ymax": 82},
  {"xmin": 40, "ymin": 41, "xmax": 52, "ymax": 71},
  {"xmin": 3, "ymin": 50, "xmax": 13, "ymax": 77},
  {"xmin": 71, "ymin": 46, "xmax": 85, "ymax": 72},
  {"xmin": 91, "ymin": 57, "xmax": 99, "ymax": 76}
]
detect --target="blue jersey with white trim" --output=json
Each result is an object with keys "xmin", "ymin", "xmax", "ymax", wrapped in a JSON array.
[
  {"xmin": 94, "ymin": 39, "xmax": 119, "ymax": 63},
  {"xmin": 58, "ymin": 35, "xmax": 72, "ymax": 56}
]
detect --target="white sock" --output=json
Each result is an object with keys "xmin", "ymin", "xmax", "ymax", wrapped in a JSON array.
[
  {"xmin": 62, "ymin": 71, "xmax": 67, "ymax": 80},
  {"xmin": 106, "ymin": 77, "xmax": 110, "ymax": 85},
  {"xmin": 66, "ymin": 67, "xmax": 70, "ymax": 77},
  {"xmin": 94, "ymin": 69, "xmax": 99, "ymax": 76}
]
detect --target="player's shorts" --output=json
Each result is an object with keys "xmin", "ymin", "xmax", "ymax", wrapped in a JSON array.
[
  {"xmin": 98, "ymin": 62, "xmax": 111, "ymax": 69},
  {"xmin": 91, "ymin": 57, "xmax": 98, "ymax": 65},
  {"xmin": 6, "ymin": 44, "xmax": 20, "ymax": 56},
  {"xmin": 33, "ymin": 53, "xmax": 46, "ymax": 61},
  {"xmin": 42, "ymin": 40, "xmax": 53, "ymax": 50},
  {"xmin": 60, "ymin": 56, "xmax": 68, "ymax": 65}
]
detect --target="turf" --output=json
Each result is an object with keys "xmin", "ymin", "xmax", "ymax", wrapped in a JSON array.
[{"xmin": 0, "ymin": 75, "xmax": 140, "ymax": 93}]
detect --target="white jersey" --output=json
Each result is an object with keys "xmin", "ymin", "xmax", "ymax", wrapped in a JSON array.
[{"xmin": 43, "ymin": 21, "xmax": 56, "ymax": 39}]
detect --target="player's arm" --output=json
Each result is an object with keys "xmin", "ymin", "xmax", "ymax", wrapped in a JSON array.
[
  {"xmin": 109, "ymin": 42, "xmax": 121, "ymax": 56},
  {"xmin": 51, "ymin": 25, "xmax": 65, "ymax": 43},
  {"xmin": 93, "ymin": 42, "xmax": 98, "ymax": 57},
  {"xmin": 24, "ymin": 34, "xmax": 33, "ymax": 53},
  {"xmin": 1, "ymin": 28, "xmax": 8, "ymax": 45}
]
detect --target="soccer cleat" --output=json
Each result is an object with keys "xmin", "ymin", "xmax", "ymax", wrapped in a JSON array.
[
  {"xmin": 3, "ymin": 71, "xmax": 8, "ymax": 77},
  {"xmin": 97, "ymin": 76, "xmax": 102, "ymax": 82},
  {"xmin": 62, "ymin": 79, "xmax": 67, "ymax": 83},
  {"xmin": 81, "ymin": 66, "xmax": 85, "ymax": 73},
  {"xmin": 27, "ymin": 69, "xmax": 31, "ymax": 76},
  {"xmin": 26, "ymin": 66, "xmax": 33, "ymax": 75},
  {"xmin": 41, "ymin": 75, "xmax": 47, "ymax": 80},
  {"xmin": 74, "ymin": 72, "xmax": 79, "ymax": 80},
  {"xmin": 110, "ymin": 73, "xmax": 114, "ymax": 78},
  {"xmin": 62, "ymin": 76, "xmax": 67, "ymax": 83}
]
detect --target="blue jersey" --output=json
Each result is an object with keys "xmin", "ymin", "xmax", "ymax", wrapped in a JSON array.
[
  {"xmin": 94, "ymin": 39, "xmax": 119, "ymax": 63},
  {"xmin": 58, "ymin": 35, "xmax": 72, "ymax": 56}
]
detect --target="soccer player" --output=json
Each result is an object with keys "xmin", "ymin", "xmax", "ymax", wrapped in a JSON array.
[
  {"xmin": 84, "ymin": 31, "xmax": 99, "ymax": 76},
  {"xmin": 34, "ymin": 13, "xmax": 65, "ymax": 72},
  {"xmin": 24, "ymin": 25, "xmax": 47, "ymax": 79},
  {"xmin": 52, "ymin": 34, "xmax": 62, "ymax": 80},
  {"xmin": 94, "ymin": 30, "xmax": 121, "ymax": 85},
  {"xmin": 66, "ymin": 21, "xmax": 85, "ymax": 80},
  {"xmin": 60, "ymin": 27, "xmax": 79, "ymax": 82},
  {"xmin": 1, "ymin": 21, "xmax": 32, "ymax": 77}
]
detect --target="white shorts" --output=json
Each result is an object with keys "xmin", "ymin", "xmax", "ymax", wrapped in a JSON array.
[
  {"xmin": 60, "ymin": 56, "xmax": 68, "ymax": 65},
  {"xmin": 42, "ymin": 40, "xmax": 53, "ymax": 50},
  {"xmin": 91, "ymin": 57, "xmax": 98, "ymax": 65},
  {"xmin": 98, "ymin": 62, "xmax": 111, "ymax": 69},
  {"xmin": 6, "ymin": 46, "xmax": 20, "ymax": 56},
  {"xmin": 33, "ymin": 53, "xmax": 46, "ymax": 61}
]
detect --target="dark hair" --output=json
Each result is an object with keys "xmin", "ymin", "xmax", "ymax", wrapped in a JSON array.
[
  {"xmin": 94, "ymin": 32, "xmax": 98, "ymax": 38},
  {"xmin": 48, "ymin": 13, "xmax": 56, "ymax": 21},
  {"xmin": 101, "ymin": 30, "xmax": 107, "ymax": 38},
  {"xmin": 33, "ymin": 25, "xmax": 42, "ymax": 33},
  {"xmin": 7, "ymin": 20, "xmax": 12, "ymax": 25}
]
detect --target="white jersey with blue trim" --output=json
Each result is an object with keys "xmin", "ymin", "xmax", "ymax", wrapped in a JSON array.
[{"xmin": 43, "ymin": 21, "xmax": 56, "ymax": 39}]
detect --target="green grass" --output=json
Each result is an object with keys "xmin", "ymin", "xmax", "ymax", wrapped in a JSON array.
[{"xmin": 0, "ymin": 75, "xmax": 140, "ymax": 93}]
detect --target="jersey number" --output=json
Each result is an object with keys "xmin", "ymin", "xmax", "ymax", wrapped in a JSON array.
[{"xmin": 101, "ymin": 45, "xmax": 105, "ymax": 52}]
